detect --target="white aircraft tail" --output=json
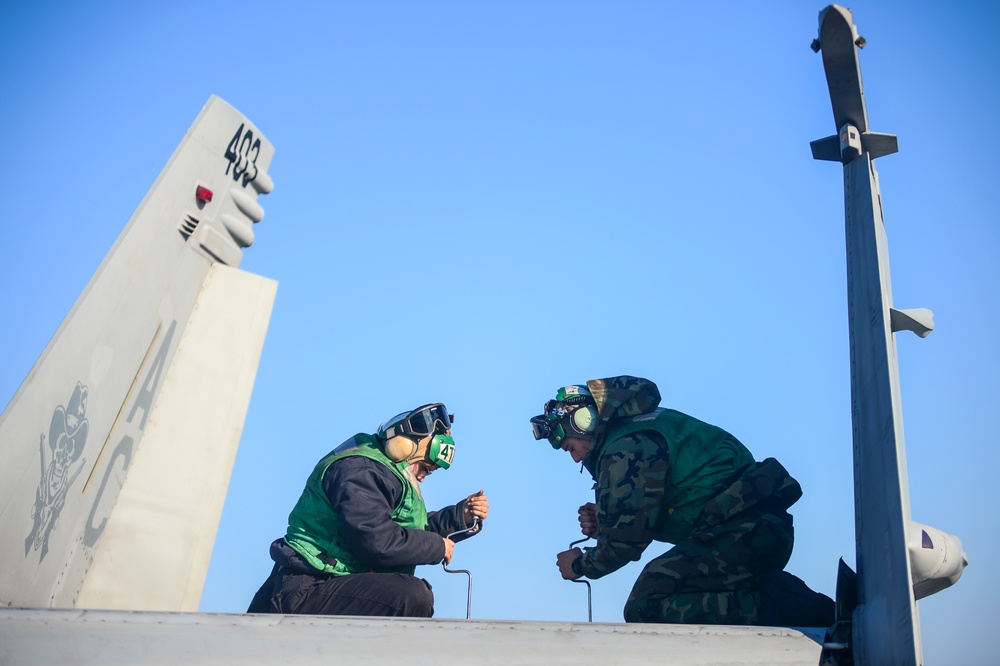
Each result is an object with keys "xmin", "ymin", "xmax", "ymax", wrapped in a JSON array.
[{"xmin": 0, "ymin": 96, "xmax": 277, "ymax": 611}]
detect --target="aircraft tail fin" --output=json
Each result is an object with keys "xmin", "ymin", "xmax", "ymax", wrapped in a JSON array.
[{"xmin": 0, "ymin": 96, "xmax": 276, "ymax": 611}]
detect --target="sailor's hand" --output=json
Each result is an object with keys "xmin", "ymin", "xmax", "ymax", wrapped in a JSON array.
[
  {"xmin": 442, "ymin": 537, "xmax": 455, "ymax": 565},
  {"xmin": 556, "ymin": 547, "xmax": 584, "ymax": 580},
  {"xmin": 578, "ymin": 502, "xmax": 599, "ymax": 538},
  {"xmin": 464, "ymin": 490, "xmax": 489, "ymax": 525}
]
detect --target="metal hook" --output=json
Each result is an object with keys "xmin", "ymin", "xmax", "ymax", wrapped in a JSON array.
[
  {"xmin": 568, "ymin": 536, "xmax": 593, "ymax": 622},
  {"xmin": 442, "ymin": 518, "xmax": 479, "ymax": 619}
]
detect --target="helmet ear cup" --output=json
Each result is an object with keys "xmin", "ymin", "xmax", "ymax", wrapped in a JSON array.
[
  {"xmin": 384, "ymin": 435, "xmax": 418, "ymax": 462},
  {"xmin": 428, "ymin": 434, "xmax": 456, "ymax": 469},
  {"xmin": 572, "ymin": 405, "xmax": 597, "ymax": 434}
]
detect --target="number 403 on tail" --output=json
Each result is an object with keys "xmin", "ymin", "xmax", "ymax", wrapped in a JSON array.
[{"xmin": 224, "ymin": 123, "xmax": 260, "ymax": 188}]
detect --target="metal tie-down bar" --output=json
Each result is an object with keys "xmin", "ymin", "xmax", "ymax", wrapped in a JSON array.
[
  {"xmin": 442, "ymin": 519, "xmax": 480, "ymax": 619},
  {"xmin": 568, "ymin": 537, "xmax": 593, "ymax": 622}
]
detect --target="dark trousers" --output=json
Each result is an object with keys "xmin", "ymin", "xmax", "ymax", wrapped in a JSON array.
[
  {"xmin": 623, "ymin": 508, "xmax": 794, "ymax": 625},
  {"xmin": 247, "ymin": 564, "xmax": 435, "ymax": 617}
]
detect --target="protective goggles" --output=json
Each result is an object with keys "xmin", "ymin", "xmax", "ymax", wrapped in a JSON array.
[
  {"xmin": 531, "ymin": 417, "xmax": 563, "ymax": 449},
  {"xmin": 381, "ymin": 403, "xmax": 453, "ymax": 440},
  {"xmin": 531, "ymin": 399, "xmax": 596, "ymax": 449},
  {"xmin": 427, "ymin": 434, "xmax": 456, "ymax": 469},
  {"xmin": 530, "ymin": 400, "xmax": 568, "ymax": 449}
]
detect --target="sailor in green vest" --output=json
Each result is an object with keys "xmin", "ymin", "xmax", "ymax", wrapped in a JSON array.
[
  {"xmin": 248, "ymin": 402, "xmax": 489, "ymax": 616},
  {"xmin": 530, "ymin": 376, "xmax": 832, "ymax": 626}
]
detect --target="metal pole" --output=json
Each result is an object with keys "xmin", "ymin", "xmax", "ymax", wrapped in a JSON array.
[
  {"xmin": 442, "ymin": 519, "xmax": 479, "ymax": 619},
  {"xmin": 568, "ymin": 537, "xmax": 592, "ymax": 622}
]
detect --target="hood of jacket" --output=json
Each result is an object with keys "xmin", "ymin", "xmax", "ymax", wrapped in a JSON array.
[{"xmin": 585, "ymin": 375, "xmax": 661, "ymax": 459}]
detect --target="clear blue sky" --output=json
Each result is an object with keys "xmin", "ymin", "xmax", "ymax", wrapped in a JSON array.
[{"xmin": 1, "ymin": 2, "xmax": 997, "ymax": 664}]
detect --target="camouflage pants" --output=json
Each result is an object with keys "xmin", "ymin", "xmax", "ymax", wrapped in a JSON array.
[{"xmin": 623, "ymin": 507, "xmax": 793, "ymax": 624}]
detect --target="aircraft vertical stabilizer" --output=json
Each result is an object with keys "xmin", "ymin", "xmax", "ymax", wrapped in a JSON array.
[
  {"xmin": 811, "ymin": 6, "xmax": 966, "ymax": 665},
  {"xmin": 0, "ymin": 96, "xmax": 276, "ymax": 610}
]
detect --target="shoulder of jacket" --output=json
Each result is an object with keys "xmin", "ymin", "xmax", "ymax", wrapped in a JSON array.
[{"xmin": 325, "ymin": 453, "xmax": 398, "ymax": 484}]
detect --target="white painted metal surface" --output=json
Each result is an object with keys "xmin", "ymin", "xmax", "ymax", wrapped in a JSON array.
[
  {"xmin": 0, "ymin": 96, "xmax": 275, "ymax": 609},
  {"xmin": 76, "ymin": 265, "xmax": 277, "ymax": 611},
  {"xmin": 0, "ymin": 609, "xmax": 827, "ymax": 666}
]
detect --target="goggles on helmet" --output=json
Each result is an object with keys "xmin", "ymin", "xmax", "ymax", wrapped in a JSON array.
[
  {"xmin": 380, "ymin": 403, "xmax": 453, "ymax": 440},
  {"xmin": 530, "ymin": 398, "xmax": 591, "ymax": 449},
  {"xmin": 530, "ymin": 415, "xmax": 563, "ymax": 449}
]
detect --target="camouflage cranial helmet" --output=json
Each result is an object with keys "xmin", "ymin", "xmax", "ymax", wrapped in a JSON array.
[{"xmin": 529, "ymin": 385, "xmax": 598, "ymax": 449}]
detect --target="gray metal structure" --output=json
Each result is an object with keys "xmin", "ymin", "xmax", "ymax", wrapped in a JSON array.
[{"xmin": 810, "ymin": 6, "xmax": 966, "ymax": 665}]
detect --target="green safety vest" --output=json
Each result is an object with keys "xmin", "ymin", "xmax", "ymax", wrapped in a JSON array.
[
  {"xmin": 598, "ymin": 408, "xmax": 754, "ymax": 544},
  {"xmin": 284, "ymin": 434, "xmax": 428, "ymax": 576}
]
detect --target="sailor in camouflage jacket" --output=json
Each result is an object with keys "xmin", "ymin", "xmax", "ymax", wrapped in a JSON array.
[{"xmin": 538, "ymin": 375, "xmax": 812, "ymax": 624}]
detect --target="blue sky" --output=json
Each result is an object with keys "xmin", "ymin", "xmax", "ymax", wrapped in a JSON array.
[{"xmin": 1, "ymin": 1, "xmax": 997, "ymax": 663}]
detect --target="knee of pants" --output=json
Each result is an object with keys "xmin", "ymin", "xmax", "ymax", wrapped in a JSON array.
[
  {"xmin": 625, "ymin": 590, "xmax": 761, "ymax": 625},
  {"xmin": 623, "ymin": 599, "xmax": 645, "ymax": 623},
  {"xmin": 399, "ymin": 577, "xmax": 435, "ymax": 617},
  {"xmin": 623, "ymin": 593, "xmax": 662, "ymax": 623}
]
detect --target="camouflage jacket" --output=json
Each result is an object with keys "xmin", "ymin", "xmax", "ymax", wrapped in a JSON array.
[{"xmin": 576, "ymin": 376, "xmax": 802, "ymax": 580}]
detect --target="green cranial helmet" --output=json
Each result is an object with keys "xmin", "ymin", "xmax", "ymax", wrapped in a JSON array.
[
  {"xmin": 378, "ymin": 403, "xmax": 456, "ymax": 469},
  {"xmin": 529, "ymin": 385, "xmax": 598, "ymax": 449}
]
